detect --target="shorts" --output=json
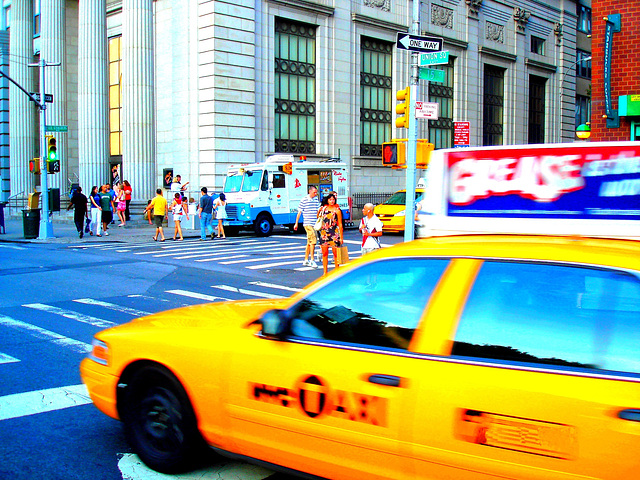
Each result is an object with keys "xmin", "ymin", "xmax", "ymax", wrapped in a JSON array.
[
  {"xmin": 102, "ymin": 211, "xmax": 113, "ymax": 224},
  {"xmin": 304, "ymin": 225, "xmax": 317, "ymax": 245},
  {"xmin": 153, "ymin": 215, "xmax": 164, "ymax": 227}
]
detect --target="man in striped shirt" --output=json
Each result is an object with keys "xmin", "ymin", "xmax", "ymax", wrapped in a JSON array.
[{"xmin": 294, "ymin": 185, "xmax": 321, "ymax": 268}]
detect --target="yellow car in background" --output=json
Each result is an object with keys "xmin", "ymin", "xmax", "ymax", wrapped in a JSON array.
[
  {"xmin": 81, "ymin": 235, "xmax": 640, "ymax": 480},
  {"xmin": 373, "ymin": 188, "xmax": 424, "ymax": 232}
]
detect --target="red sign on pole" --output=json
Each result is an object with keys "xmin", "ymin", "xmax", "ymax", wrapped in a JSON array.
[{"xmin": 454, "ymin": 121, "xmax": 470, "ymax": 147}]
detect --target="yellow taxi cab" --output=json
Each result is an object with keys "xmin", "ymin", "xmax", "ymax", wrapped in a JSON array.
[
  {"xmin": 80, "ymin": 235, "xmax": 640, "ymax": 479},
  {"xmin": 373, "ymin": 182, "xmax": 425, "ymax": 232}
]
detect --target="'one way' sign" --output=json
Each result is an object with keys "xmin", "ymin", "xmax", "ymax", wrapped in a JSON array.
[{"xmin": 396, "ymin": 33, "xmax": 443, "ymax": 53}]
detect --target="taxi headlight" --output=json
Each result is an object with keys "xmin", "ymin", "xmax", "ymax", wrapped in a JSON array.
[
  {"xmin": 89, "ymin": 339, "xmax": 110, "ymax": 366},
  {"xmin": 393, "ymin": 210, "xmax": 406, "ymax": 217}
]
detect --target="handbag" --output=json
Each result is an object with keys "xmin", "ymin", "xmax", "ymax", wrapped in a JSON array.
[
  {"xmin": 336, "ymin": 245, "xmax": 349, "ymax": 264},
  {"xmin": 313, "ymin": 216, "xmax": 323, "ymax": 231},
  {"xmin": 84, "ymin": 217, "xmax": 91, "ymax": 233}
]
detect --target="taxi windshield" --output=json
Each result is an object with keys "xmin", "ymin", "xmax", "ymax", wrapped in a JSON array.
[
  {"xmin": 242, "ymin": 170, "xmax": 264, "ymax": 192},
  {"xmin": 383, "ymin": 191, "xmax": 422, "ymax": 205},
  {"xmin": 224, "ymin": 173, "xmax": 243, "ymax": 193}
]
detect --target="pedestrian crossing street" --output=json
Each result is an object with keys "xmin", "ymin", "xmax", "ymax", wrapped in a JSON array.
[{"xmin": 67, "ymin": 235, "xmax": 364, "ymax": 271}]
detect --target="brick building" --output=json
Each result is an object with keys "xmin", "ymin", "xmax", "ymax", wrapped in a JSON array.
[{"xmin": 591, "ymin": 2, "xmax": 640, "ymax": 141}]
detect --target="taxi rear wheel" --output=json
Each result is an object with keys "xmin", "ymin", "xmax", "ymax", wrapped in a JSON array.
[{"xmin": 121, "ymin": 365, "xmax": 206, "ymax": 473}]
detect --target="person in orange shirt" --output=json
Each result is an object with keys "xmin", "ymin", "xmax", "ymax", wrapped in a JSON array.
[{"xmin": 144, "ymin": 188, "xmax": 168, "ymax": 241}]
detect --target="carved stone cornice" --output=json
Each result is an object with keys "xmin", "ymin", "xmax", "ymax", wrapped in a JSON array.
[
  {"xmin": 432, "ymin": 4, "xmax": 453, "ymax": 29},
  {"xmin": 267, "ymin": 0, "xmax": 334, "ymax": 17},
  {"xmin": 363, "ymin": 0, "xmax": 390, "ymax": 12},
  {"xmin": 465, "ymin": 0, "xmax": 482, "ymax": 19},
  {"xmin": 513, "ymin": 7, "xmax": 530, "ymax": 33}
]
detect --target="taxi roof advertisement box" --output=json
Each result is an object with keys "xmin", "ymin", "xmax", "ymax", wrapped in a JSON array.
[{"xmin": 421, "ymin": 142, "xmax": 640, "ymax": 238}]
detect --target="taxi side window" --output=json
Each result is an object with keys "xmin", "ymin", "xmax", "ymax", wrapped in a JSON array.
[
  {"xmin": 289, "ymin": 258, "xmax": 449, "ymax": 351},
  {"xmin": 453, "ymin": 261, "xmax": 640, "ymax": 375}
]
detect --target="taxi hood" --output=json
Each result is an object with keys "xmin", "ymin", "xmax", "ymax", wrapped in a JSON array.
[{"xmin": 125, "ymin": 298, "xmax": 290, "ymax": 331}]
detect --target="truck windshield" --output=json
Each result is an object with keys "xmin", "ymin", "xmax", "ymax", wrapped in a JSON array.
[
  {"xmin": 224, "ymin": 173, "xmax": 243, "ymax": 193},
  {"xmin": 242, "ymin": 170, "xmax": 264, "ymax": 192}
]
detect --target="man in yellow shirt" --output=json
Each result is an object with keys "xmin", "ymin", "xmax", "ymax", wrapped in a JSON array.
[{"xmin": 144, "ymin": 188, "xmax": 168, "ymax": 241}]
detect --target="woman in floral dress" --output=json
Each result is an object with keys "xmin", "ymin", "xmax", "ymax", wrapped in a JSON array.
[{"xmin": 317, "ymin": 193, "xmax": 343, "ymax": 276}]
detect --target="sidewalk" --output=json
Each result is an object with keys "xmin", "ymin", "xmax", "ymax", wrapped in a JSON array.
[{"xmin": 0, "ymin": 213, "xmax": 200, "ymax": 244}]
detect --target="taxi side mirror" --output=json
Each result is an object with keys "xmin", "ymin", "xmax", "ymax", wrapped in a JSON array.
[{"xmin": 260, "ymin": 309, "xmax": 289, "ymax": 340}]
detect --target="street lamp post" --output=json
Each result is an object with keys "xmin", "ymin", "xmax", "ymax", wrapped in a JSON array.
[{"xmin": 559, "ymin": 55, "xmax": 591, "ymax": 142}]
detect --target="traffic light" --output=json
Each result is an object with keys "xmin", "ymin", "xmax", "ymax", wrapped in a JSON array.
[
  {"xmin": 395, "ymin": 87, "xmax": 411, "ymax": 129},
  {"xmin": 282, "ymin": 162, "xmax": 293, "ymax": 175},
  {"xmin": 416, "ymin": 142, "xmax": 435, "ymax": 169},
  {"xmin": 382, "ymin": 141, "xmax": 406, "ymax": 166},
  {"xmin": 46, "ymin": 135, "xmax": 57, "ymax": 161},
  {"xmin": 29, "ymin": 157, "xmax": 41, "ymax": 174}
]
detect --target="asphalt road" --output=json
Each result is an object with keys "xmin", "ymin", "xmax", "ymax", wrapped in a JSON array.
[{"xmin": 0, "ymin": 229, "xmax": 403, "ymax": 480}]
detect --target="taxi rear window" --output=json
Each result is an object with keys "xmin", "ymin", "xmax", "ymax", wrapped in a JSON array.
[
  {"xmin": 289, "ymin": 258, "xmax": 449, "ymax": 352},
  {"xmin": 452, "ymin": 261, "xmax": 640, "ymax": 375}
]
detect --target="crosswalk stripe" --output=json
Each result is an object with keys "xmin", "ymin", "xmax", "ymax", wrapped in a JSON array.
[
  {"xmin": 247, "ymin": 259, "xmax": 315, "ymax": 269},
  {"xmin": 23, "ymin": 304, "xmax": 116, "ymax": 329},
  {"xmin": 249, "ymin": 281, "xmax": 303, "ymax": 293},
  {"xmin": 0, "ymin": 384, "xmax": 91, "ymax": 421},
  {"xmin": 211, "ymin": 285, "xmax": 285, "ymax": 299},
  {"xmin": 0, "ymin": 314, "xmax": 91, "ymax": 354},
  {"xmin": 180, "ymin": 253, "xmax": 248, "ymax": 261},
  {"xmin": 170, "ymin": 241, "xmax": 282, "ymax": 260},
  {"xmin": 219, "ymin": 255, "xmax": 297, "ymax": 265},
  {"xmin": 165, "ymin": 289, "xmax": 231, "ymax": 302},
  {"xmin": 0, "ymin": 352, "xmax": 20, "ymax": 364},
  {"xmin": 73, "ymin": 298, "xmax": 152, "ymax": 317}
]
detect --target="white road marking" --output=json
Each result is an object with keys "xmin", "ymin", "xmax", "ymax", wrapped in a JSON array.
[
  {"xmin": 249, "ymin": 281, "xmax": 302, "ymax": 293},
  {"xmin": 0, "ymin": 384, "xmax": 91, "ymax": 421},
  {"xmin": 118, "ymin": 453, "xmax": 274, "ymax": 480},
  {"xmin": 0, "ymin": 314, "xmax": 91, "ymax": 354},
  {"xmin": 0, "ymin": 352, "xmax": 19, "ymax": 364},
  {"xmin": 246, "ymin": 259, "xmax": 313, "ymax": 269},
  {"xmin": 0, "ymin": 244, "xmax": 27, "ymax": 250},
  {"xmin": 23, "ymin": 303, "xmax": 116, "ymax": 329},
  {"xmin": 211, "ymin": 285, "xmax": 285, "ymax": 299},
  {"xmin": 165, "ymin": 289, "xmax": 230, "ymax": 302},
  {"xmin": 73, "ymin": 298, "xmax": 152, "ymax": 317}
]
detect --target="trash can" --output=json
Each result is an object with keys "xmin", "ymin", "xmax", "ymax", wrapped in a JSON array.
[
  {"xmin": 0, "ymin": 202, "xmax": 6, "ymax": 234},
  {"xmin": 22, "ymin": 209, "xmax": 40, "ymax": 239}
]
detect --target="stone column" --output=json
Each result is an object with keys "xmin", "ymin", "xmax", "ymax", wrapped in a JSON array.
[
  {"xmin": 122, "ymin": 0, "xmax": 156, "ymax": 200},
  {"xmin": 9, "ymin": 0, "xmax": 35, "ymax": 198},
  {"xmin": 78, "ymin": 0, "xmax": 109, "ymax": 193},
  {"xmin": 41, "ymin": 0, "xmax": 67, "ymax": 191}
]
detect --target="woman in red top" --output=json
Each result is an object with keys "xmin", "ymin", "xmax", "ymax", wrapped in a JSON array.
[{"xmin": 123, "ymin": 180, "xmax": 132, "ymax": 221}]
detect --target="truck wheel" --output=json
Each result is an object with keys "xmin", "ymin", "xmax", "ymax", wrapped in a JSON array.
[{"xmin": 254, "ymin": 214, "xmax": 273, "ymax": 237}]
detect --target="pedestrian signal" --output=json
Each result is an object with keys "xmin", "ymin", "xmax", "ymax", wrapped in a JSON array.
[
  {"xmin": 46, "ymin": 135, "xmax": 57, "ymax": 161},
  {"xmin": 395, "ymin": 87, "xmax": 411, "ymax": 129},
  {"xmin": 417, "ymin": 142, "xmax": 435, "ymax": 169},
  {"xmin": 29, "ymin": 157, "xmax": 41, "ymax": 174},
  {"xmin": 382, "ymin": 142, "xmax": 406, "ymax": 166}
]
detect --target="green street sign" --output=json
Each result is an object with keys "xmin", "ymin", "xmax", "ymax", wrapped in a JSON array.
[
  {"xmin": 419, "ymin": 67, "xmax": 445, "ymax": 83},
  {"xmin": 45, "ymin": 125, "xmax": 68, "ymax": 133},
  {"xmin": 419, "ymin": 51, "xmax": 450, "ymax": 66}
]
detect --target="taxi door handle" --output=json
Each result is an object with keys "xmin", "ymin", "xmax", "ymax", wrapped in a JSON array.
[
  {"xmin": 618, "ymin": 409, "xmax": 640, "ymax": 422},
  {"xmin": 368, "ymin": 374, "xmax": 402, "ymax": 387}
]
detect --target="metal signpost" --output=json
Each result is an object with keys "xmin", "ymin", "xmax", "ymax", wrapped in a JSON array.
[{"xmin": 396, "ymin": 27, "xmax": 444, "ymax": 242}]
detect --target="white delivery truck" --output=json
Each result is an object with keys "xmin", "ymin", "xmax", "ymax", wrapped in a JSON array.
[
  {"xmin": 417, "ymin": 141, "xmax": 640, "ymax": 239},
  {"xmin": 222, "ymin": 155, "xmax": 351, "ymax": 236}
]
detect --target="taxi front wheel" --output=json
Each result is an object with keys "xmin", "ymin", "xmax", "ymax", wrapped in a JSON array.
[{"xmin": 121, "ymin": 365, "xmax": 207, "ymax": 473}]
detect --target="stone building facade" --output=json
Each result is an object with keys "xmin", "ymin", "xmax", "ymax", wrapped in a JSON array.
[{"xmin": 0, "ymin": 0, "xmax": 589, "ymax": 205}]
